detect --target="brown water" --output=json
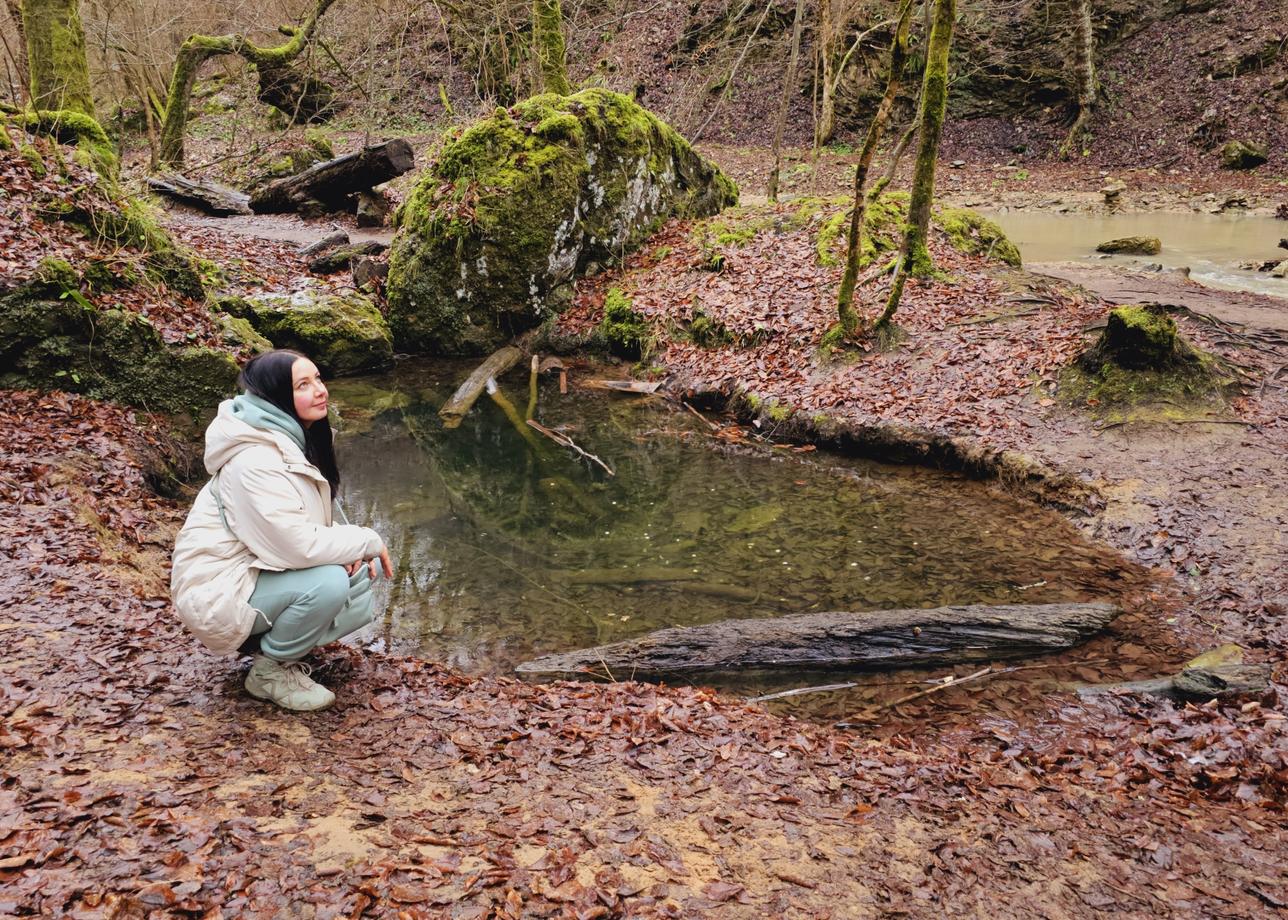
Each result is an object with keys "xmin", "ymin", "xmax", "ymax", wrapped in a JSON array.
[
  {"xmin": 331, "ymin": 360, "xmax": 1160, "ymax": 730},
  {"xmin": 987, "ymin": 210, "xmax": 1287, "ymax": 298}
]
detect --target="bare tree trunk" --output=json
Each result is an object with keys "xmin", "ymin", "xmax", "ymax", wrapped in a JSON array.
[
  {"xmin": 767, "ymin": 0, "xmax": 806, "ymax": 202},
  {"xmin": 834, "ymin": 0, "xmax": 914, "ymax": 336},
  {"xmin": 21, "ymin": 0, "xmax": 95, "ymax": 116},
  {"xmin": 816, "ymin": 0, "xmax": 837, "ymax": 146},
  {"xmin": 875, "ymin": 0, "xmax": 954, "ymax": 332},
  {"xmin": 157, "ymin": 0, "xmax": 340, "ymax": 168},
  {"xmin": 1, "ymin": 0, "xmax": 29, "ymax": 106},
  {"xmin": 532, "ymin": 0, "xmax": 570, "ymax": 95},
  {"xmin": 1059, "ymin": 0, "xmax": 1096, "ymax": 159}
]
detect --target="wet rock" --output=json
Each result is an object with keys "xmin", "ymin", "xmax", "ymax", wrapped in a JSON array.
[
  {"xmin": 1220, "ymin": 139, "xmax": 1268, "ymax": 170},
  {"xmin": 298, "ymin": 230, "xmax": 349, "ymax": 258},
  {"xmin": 1096, "ymin": 236, "xmax": 1162, "ymax": 256},
  {"xmin": 386, "ymin": 88, "xmax": 737, "ymax": 355},
  {"xmin": 216, "ymin": 289, "xmax": 394, "ymax": 376},
  {"xmin": 308, "ymin": 240, "xmax": 386, "ymax": 275},
  {"xmin": 352, "ymin": 257, "xmax": 389, "ymax": 293},
  {"xmin": 355, "ymin": 190, "xmax": 391, "ymax": 228},
  {"xmin": 1218, "ymin": 193, "xmax": 1249, "ymax": 212},
  {"xmin": 1272, "ymin": 261, "xmax": 1288, "ymax": 279},
  {"xmin": 1100, "ymin": 179, "xmax": 1126, "ymax": 204}
]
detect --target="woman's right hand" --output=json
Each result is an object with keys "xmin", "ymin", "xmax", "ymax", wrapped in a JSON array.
[{"xmin": 346, "ymin": 544, "xmax": 393, "ymax": 579}]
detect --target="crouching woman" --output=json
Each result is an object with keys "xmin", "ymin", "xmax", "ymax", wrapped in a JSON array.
[{"xmin": 171, "ymin": 349, "xmax": 393, "ymax": 711}]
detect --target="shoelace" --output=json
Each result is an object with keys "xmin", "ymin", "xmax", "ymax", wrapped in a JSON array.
[{"xmin": 281, "ymin": 661, "xmax": 316, "ymax": 691}]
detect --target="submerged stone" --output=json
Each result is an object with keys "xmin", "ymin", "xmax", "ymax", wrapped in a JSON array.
[
  {"xmin": 1096, "ymin": 236, "xmax": 1162, "ymax": 256},
  {"xmin": 218, "ymin": 290, "xmax": 394, "ymax": 376},
  {"xmin": 386, "ymin": 88, "xmax": 738, "ymax": 355}
]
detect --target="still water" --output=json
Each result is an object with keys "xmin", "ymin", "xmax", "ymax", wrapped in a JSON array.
[
  {"xmin": 331, "ymin": 360, "xmax": 1145, "ymax": 724},
  {"xmin": 986, "ymin": 210, "xmax": 1286, "ymax": 298}
]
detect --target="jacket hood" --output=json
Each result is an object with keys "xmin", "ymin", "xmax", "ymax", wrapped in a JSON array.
[{"xmin": 204, "ymin": 394, "xmax": 307, "ymax": 474}]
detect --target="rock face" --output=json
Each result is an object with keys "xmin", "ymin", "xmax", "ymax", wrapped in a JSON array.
[
  {"xmin": 1096, "ymin": 236, "xmax": 1162, "ymax": 255},
  {"xmin": 0, "ymin": 277, "xmax": 239, "ymax": 414},
  {"xmin": 216, "ymin": 290, "xmax": 394, "ymax": 376},
  {"xmin": 1220, "ymin": 140, "xmax": 1268, "ymax": 170},
  {"xmin": 386, "ymin": 89, "xmax": 738, "ymax": 354}
]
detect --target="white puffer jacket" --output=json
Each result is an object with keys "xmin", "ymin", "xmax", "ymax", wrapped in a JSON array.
[{"xmin": 170, "ymin": 398, "xmax": 384, "ymax": 655}]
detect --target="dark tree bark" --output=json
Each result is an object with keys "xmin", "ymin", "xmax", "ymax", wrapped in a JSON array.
[
  {"xmin": 767, "ymin": 0, "xmax": 806, "ymax": 202},
  {"xmin": 1059, "ymin": 0, "xmax": 1097, "ymax": 158},
  {"xmin": 516, "ymin": 602, "xmax": 1122, "ymax": 675},
  {"xmin": 147, "ymin": 173, "xmax": 252, "ymax": 215},
  {"xmin": 158, "ymin": 0, "xmax": 341, "ymax": 168},
  {"xmin": 834, "ymin": 0, "xmax": 915, "ymax": 337},
  {"xmin": 875, "ymin": 0, "xmax": 955, "ymax": 332},
  {"xmin": 21, "ymin": 0, "xmax": 94, "ymax": 116},
  {"xmin": 249, "ymin": 138, "xmax": 415, "ymax": 215}
]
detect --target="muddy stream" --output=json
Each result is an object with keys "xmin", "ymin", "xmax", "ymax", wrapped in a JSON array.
[
  {"xmin": 985, "ymin": 209, "xmax": 1287, "ymax": 298},
  {"xmin": 329, "ymin": 360, "xmax": 1167, "ymax": 735}
]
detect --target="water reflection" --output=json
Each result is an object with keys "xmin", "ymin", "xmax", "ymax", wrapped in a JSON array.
[{"xmin": 332, "ymin": 360, "xmax": 1142, "ymax": 703}]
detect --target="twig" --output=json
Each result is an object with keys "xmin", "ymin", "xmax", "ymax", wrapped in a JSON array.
[
  {"xmin": 835, "ymin": 667, "xmax": 992, "ymax": 727},
  {"xmin": 681, "ymin": 399, "xmax": 719, "ymax": 430},
  {"xmin": 748, "ymin": 681, "xmax": 858, "ymax": 703},
  {"xmin": 526, "ymin": 420, "xmax": 615, "ymax": 476}
]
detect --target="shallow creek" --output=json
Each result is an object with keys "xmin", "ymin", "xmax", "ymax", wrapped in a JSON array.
[
  {"xmin": 986, "ymin": 210, "xmax": 1287, "ymax": 298},
  {"xmin": 332, "ymin": 360, "xmax": 1162, "ymax": 731}
]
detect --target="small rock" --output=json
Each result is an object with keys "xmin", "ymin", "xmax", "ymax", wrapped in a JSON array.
[
  {"xmin": 355, "ymin": 190, "xmax": 391, "ymax": 228},
  {"xmin": 308, "ymin": 240, "xmax": 387, "ymax": 275},
  {"xmin": 1220, "ymin": 139, "xmax": 1268, "ymax": 170},
  {"xmin": 1218, "ymin": 193, "xmax": 1249, "ymax": 211},
  {"xmin": 1272, "ymin": 260, "xmax": 1288, "ymax": 279},
  {"xmin": 1142, "ymin": 263, "xmax": 1164, "ymax": 272},
  {"xmin": 1096, "ymin": 236, "xmax": 1162, "ymax": 256},
  {"xmin": 297, "ymin": 230, "xmax": 349, "ymax": 258},
  {"xmin": 1101, "ymin": 179, "xmax": 1126, "ymax": 202},
  {"xmin": 352, "ymin": 257, "xmax": 389, "ymax": 292},
  {"xmin": 950, "ymin": 160, "xmax": 966, "ymax": 168}
]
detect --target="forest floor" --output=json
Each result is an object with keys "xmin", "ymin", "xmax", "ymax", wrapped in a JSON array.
[{"xmin": 4, "ymin": 147, "xmax": 1288, "ymax": 916}]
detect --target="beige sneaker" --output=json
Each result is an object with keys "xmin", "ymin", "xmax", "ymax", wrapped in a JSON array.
[{"xmin": 244, "ymin": 656, "xmax": 335, "ymax": 711}]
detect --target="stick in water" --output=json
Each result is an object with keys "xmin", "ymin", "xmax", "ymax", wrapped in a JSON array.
[
  {"xmin": 834, "ymin": 666, "xmax": 993, "ymax": 727},
  {"xmin": 527, "ymin": 419, "xmax": 616, "ymax": 476}
]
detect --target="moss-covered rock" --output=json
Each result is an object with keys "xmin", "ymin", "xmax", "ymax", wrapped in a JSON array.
[
  {"xmin": 1096, "ymin": 236, "xmax": 1162, "ymax": 256},
  {"xmin": 1220, "ymin": 140, "xmax": 1268, "ymax": 170},
  {"xmin": 218, "ymin": 290, "xmax": 394, "ymax": 376},
  {"xmin": 0, "ymin": 280, "xmax": 238, "ymax": 414},
  {"xmin": 936, "ymin": 207, "xmax": 1023, "ymax": 267},
  {"xmin": 1064, "ymin": 304, "xmax": 1236, "ymax": 421},
  {"xmin": 387, "ymin": 88, "xmax": 738, "ymax": 355}
]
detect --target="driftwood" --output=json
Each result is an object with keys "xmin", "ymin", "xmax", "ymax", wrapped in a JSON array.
[
  {"xmin": 515, "ymin": 602, "xmax": 1122, "ymax": 675},
  {"xmin": 147, "ymin": 173, "xmax": 251, "ymax": 215},
  {"xmin": 439, "ymin": 346, "xmax": 523, "ymax": 428},
  {"xmin": 297, "ymin": 231, "xmax": 349, "ymax": 258},
  {"xmin": 1079, "ymin": 644, "xmax": 1274, "ymax": 703},
  {"xmin": 307, "ymin": 241, "xmax": 385, "ymax": 275},
  {"xmin": 250, "ymin": 139, "xmax": 415, "ymax": 214}
]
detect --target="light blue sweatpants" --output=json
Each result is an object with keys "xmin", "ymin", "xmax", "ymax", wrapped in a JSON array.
[{"xmin": 245, "ymin": 564, "xmax": 375, "ymax": 662}]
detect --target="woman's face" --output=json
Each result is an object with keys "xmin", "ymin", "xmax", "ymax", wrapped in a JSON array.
[{"xmin": 291, "ymin": 358, "xmax": 329, "ymax": 426}]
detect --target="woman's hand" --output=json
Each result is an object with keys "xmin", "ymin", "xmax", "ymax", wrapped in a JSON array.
[{"xmin": 345, "ymin": 544, "xmax": 393, "ymax": 580}]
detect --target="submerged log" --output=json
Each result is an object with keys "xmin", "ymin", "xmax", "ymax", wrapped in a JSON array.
[
  {"xmin": 147, "ymin": 173, "xmax": 251, "ymax": 215},
  {"xmin": 250, "ymin": 139, "xmax": 415, "ymax": 215},
  {"xmin": 439, "ymin": 346, "xmax": 523, "ymax": 428},
  {"xmin": 515, "ymin": 602, "xmax": 1121, "ymax": 675}
]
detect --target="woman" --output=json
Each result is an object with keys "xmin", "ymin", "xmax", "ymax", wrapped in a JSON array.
[{"xmin": 171, "ymin": 349, "xmax": 393, "ymax": 711}]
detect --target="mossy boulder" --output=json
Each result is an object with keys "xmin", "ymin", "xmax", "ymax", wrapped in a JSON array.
[
  {"xmin": 217, "ymin": 290, "xmax": 394, "ymax": 376},
  {"xmin": 1065, "ymin": 304, "xmax": 1236, "ymax": 421},
  {"xmin": 0, "ymin": 280, "xmax": 238, "ymax": 414},
  {"xmin": 386, "ymin": 88, "xmax": 738, "ymax": 355},
  {"xmin": 1096, "ymin": 236, "xmax": 1162, "ymax": 256},
  {"xmin": 1220, "ymin": 140, "xmax": 1268, "ymax": 170},
  {"xmin": 599, "ymin": 288, "xmax": 650, "ymax": 359},
  {"xmin": 936, "ymin": 207, "xmax": 1023, "ymax": 267}
]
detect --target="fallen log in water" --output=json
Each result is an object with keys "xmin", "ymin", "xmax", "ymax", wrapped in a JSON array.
[
  {"xmin": 515, "ymin": 602, "xmax": 1122, "ymax": 676},
  {"xmin": 147, "ymin": 173, "xmax": 251, "ymax": 215},
  {"xmin": 439, "ymin": 346, "xmax": 523, "ymax": 428}
]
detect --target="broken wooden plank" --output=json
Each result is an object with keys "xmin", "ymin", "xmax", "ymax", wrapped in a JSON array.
[
  {"xmin": 147, "ymin": 172, "xmax": 251, "ymax": 215},
  {"xmin": 439, "ymin": 346, "xmax": 523, "ymax": 429},
  {"xmin": 515, "ymin": 602, "xmax": 1122, "ymax": 675}
]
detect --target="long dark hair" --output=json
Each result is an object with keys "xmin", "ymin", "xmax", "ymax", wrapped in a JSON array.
[{"xmin": 238, "ymin": 349, "xmax": 341, "ymax": 494}]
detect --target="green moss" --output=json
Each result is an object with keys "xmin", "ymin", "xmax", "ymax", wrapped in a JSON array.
[
  {"xmin": 6, "ymin": 109, "xmax": 117, "ymax": 177},
  {"xmin": 0, "ymin": 283, "xmax": 238, "ymax": 414},
  {"xmin": 935, "ymin": 207, "xmax": 1022, "ymax": 267},
  {"xmin": 814, "ymin": 192, "xmax": 906, "ymax": 267},
  {"xmin": 387, "ymin": 88, "xmax": 737, "ymax": 355},
  {"xmin": 599, "ymin": 288, "xmax": 651, "ymax": 359},
  {"xmin": 230, "ymin": 291, "xmax": 394, "ymax": 376},
  {"xmin": 686, "ymin": 312, "xmax": 733, "ymax": 348},
  {"xmin": 19, "ymin": 143, "xmax": 47, "ymax": 176}
]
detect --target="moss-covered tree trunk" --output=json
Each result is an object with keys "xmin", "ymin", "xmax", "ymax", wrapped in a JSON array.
[
  {"xmin": 834, "ymin": 0, "xmax": 914, "ymax": 336},
  {"xmin": 157, "ymin": 0, "xmax": 340, "ymax": 168},
  {"xmin": 1059, "ymin": 0, "xmax": 1097, "ymax": 158},
  {"xmin": 815, "ymin": 0, "xmax": 838, "ymax": 146},
  {"xmin": 532, "ymin": 0, "xmax": 570, "ymax": 95},
  {"xmin": 767, "ymin": 0, "xmax": 806, "ymax": 202},
  {"xmin": 874, "ymin": 0, "xmax": 954, "ymax": 332},
  {"xmin": 21, "ymin": 0, "xmax": 95, "ymax": 116}
]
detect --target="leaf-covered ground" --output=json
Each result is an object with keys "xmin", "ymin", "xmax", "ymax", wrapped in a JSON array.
[{"xmin": 2, "ymin": 389, "xmax": 1286, "ymax": 917}]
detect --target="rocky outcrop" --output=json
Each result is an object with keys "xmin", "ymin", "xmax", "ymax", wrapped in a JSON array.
[
  {"xmin": 386, "ymin": 88, "xmax": 738, "ymax": 355},
  {"xmin": 1220, "ymin": 140, "xmax": 1268, "ymax": 170},
  {"xmin": 215, "ymin": 289, "xmax": 394, "ymax": 376}
]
